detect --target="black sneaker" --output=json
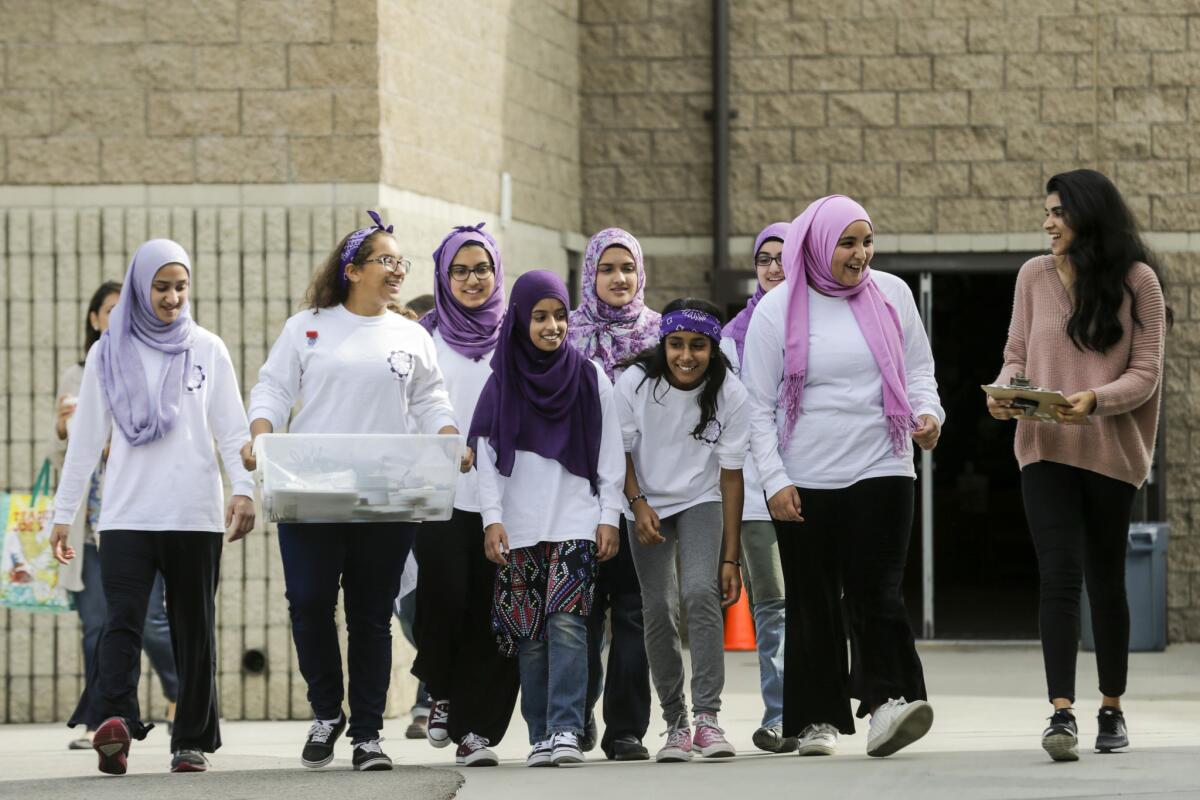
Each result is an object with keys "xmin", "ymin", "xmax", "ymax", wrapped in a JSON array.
[
  {"xmin": 301, "ymin": 712, "xmax": 347, "ymax": 769},
  {"xmin": 352, "ymin": 738, "xmax": 393, "ymax": 771},
  {"xmin": 1095, "ymin": 707, "xmax": 1129, "ymax": 754},
  {"xmin": 580, "ymin": 712, "xmax": 598, "ymax": 753},
  {"xmin": 1041, "ymin": 708, "xmax": 1079, "ymax": 762},
  {"xmin": 170, "ymin": 749, "xmax": 209, "ymax": 773},
  {"xmin": 608, "ymin": 734, "xmax": 650, "ymax": 761}
]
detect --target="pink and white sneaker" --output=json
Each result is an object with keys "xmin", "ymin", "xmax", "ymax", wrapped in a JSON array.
[
  {"xmin": 692, "ymin": 713, "xmax": 735, "ymax": 758},
  {"xmin": 427, "ymin": 699, "xmax": 451, "ymax": 748},
  {"xmin": 656, "ymin": 719, "xmax": 692, "ymax": 762}
]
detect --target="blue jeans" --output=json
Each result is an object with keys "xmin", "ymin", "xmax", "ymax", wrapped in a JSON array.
[
  {"xmin": 72, "ymin": 542, "xmax": 179, "ymax": 730},
  {"xmin": 752, "ymin": 598, "xmax": 786, "ymax": 727},
  {"xmin": 518, "ymin": 611, "xmax": 588, "ymax": 744}
]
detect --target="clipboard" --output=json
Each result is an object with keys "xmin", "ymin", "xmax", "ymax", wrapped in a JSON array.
[{"xmin": 981, "ymin": 380, "xmax": 1090, "ymax": 425}]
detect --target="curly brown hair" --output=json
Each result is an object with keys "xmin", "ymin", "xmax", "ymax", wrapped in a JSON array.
[{"xmin": 304, "ymin": 229, "xmax": 393, "ymax": 310}]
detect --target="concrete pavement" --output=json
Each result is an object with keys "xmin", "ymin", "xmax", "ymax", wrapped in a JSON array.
[{"xmin": 1, "ymin": 644, "xmax": 1198, "ymax": 799}]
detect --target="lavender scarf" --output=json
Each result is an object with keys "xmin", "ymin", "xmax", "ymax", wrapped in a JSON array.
[
  {"xmin": 567, "ymin": 228, "xmax": 661, "ymax": 381},
  {"xmin": 420, "ymin": 222, "xmax": 505, "ymax": 361},
  {"xmin": 780, "ymin": 196, "xmax": 915, "ymax": 455},
  {"xmin": 469, "ymin": 271, "xmax": 602, "ymax": 493},
  {"xmin": 97, "ymin": 239, "xmax": 197, "ymax": 446},
  {"xmin": 721, "ymin": 221, "xmax": 789, "ymax": 364}
]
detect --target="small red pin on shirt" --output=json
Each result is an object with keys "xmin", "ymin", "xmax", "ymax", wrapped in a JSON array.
[{"xmin": 306, "ymin": 330, "xmax": 318, "ymax": 346}]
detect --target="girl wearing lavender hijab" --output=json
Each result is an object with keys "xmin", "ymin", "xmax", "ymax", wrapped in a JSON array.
[
  {"xmin": 566, "ymin": 228, "xmax": 657, "ymax": 761},
  {"xmin": 410, "ymin": 223, "xmax": 519, "ymax": 767},
  {"xmin": 49, "ymin": 239, "xmax": 256, "ymax": 775},
  {"xmin": 244, "ymin": 211, "xmax": 461, "ymax": 772},
  {"xmin": 719, "ymin": 222, "xmax": 794, "ymax": 754},
  {"xmin": 619, "ymin": 298, "xmax": 747, "ymax": 762},
  {"xmin": 471, "ymin": 270, "xmax": 625, "ymax": 768},
  {"xmin": 742, "ymin": 195, "xmax": 943, "ymax": 758}
]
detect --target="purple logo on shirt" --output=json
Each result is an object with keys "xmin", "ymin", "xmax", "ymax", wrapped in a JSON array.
[
  {"xmin": 186, "ymin": 364, "xmax": 206, "ymax": 392},
  {"xmin": 387, "ymin": 350, "xmax": 414, "ymax": 380},
  {"xmin": 696, "ymin": 418, "xmax": 722, "ymax": 445}
]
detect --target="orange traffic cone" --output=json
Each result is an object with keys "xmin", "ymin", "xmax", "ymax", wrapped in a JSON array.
[{"xmin": 724, "ymin": 588, "xmax": 756, "ymax": 651}]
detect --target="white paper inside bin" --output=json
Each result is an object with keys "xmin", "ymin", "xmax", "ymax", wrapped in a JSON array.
[{"xmin": 254, "ymin": 433, "xmax": 463, "ymax": 523}]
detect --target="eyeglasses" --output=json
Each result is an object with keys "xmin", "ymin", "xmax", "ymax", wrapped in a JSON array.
[
  {"xmin": 363, "ymin": 255, "xmax": 411, "ymax": 275},
  {"xmin": 755, "ymin": 254, "xmax": 784, "ymax": 268},
  {"xmin": 448, "ymin": 265, "xmax": 495, "ymax": 282}
]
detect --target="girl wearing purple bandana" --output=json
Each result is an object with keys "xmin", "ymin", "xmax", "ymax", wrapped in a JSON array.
[
  {"xmin": 469, "ymin": 270, "xmax": 625, "ymax": 768},
  {"xmin": 409, "ymin": 224, "xmax": 519, "ymax": 767},
  {"xmin": 617, "ymin": 299, "xmax": 749, "ymax": 763},
  {"xmin": 567, "ymin": 228, "xmax": 656, "ymax": 761},
  {"xmin": 245, "ymin": 212, "xmax": 462, "ymax": 772},
  {"xmin": 742, "ymin": 195, "xmax": 944, "ymax": 759},
  {"xmin": 49, "ymin": 240, "xmax": 256, "ymax": 775},
  {"xmin": 718, "ymin": 222, "xmax": 793, "ymax": 754}
]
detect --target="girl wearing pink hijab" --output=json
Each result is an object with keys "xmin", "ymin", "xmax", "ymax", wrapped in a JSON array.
[{"xmin": 741, "ymin": 196, "xmax": 944, "ymax": 759}]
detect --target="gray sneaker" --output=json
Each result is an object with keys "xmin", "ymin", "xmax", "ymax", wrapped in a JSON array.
[
  {"xmin": 796, "ymin": 723, "xmax": 838, "ymax": 756},
  {"xmin": 752, "ymin": 723, "xmax": 798, "ymax": 753}
]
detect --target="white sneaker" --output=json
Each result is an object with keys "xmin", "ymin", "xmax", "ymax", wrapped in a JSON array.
[
  {"xmin": 867, "ymin": 698, "xmax": 933, "ymax": 757},
  {"xmin": 526, "ymin": 739, "xmax": 554, "ymax": 767},
  {"xmin": 550, "ymin": 731, "xmax": 584, "ymax": 765},
  {"xmin": 796, "ymin": 723, "xmax": 838, "ymax": 756},
  {"xmin": 426, "ymin": 699, "xmax": 451, "ymax": 748}
]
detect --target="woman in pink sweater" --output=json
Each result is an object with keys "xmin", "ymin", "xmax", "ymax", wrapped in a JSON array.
[{"xmin": 988, "ymin": 169, "xmax": 1169, "ymax": 763}]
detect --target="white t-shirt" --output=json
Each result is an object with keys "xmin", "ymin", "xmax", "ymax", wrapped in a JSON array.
[
  {"xmin": 719, "ymin": 336, "xmax": 771, "ymax": 521},
  {"xmin": 247, "ymin": 304, "xmax": 457, "ymax": 436},
  {"xmin": 742, "ymin": 271, "xmax": 944, "ymax": 495},
  {"xmin": 53, "ymin": 327, "xmax": 254, "ymax": 533},
  {"xmin": 475, "ymin": 361, "xmax": 625, "ymax": 551},
  {"xmin": 615, "ymin": 364, "xmax": 750, "ymax": 520},
  {"xmin": 431, "ymin": 329, "xmax": 493, "ymax": 513}
]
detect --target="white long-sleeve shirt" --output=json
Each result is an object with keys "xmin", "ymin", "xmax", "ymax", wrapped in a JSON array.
[
  {"xmin": 719, "ymin": 337, "xmax": 771, "ymax": 521},
  {"xmin": 247, "ymin": 305, "xmax": 457, "ymax": 436},
  {"xmin": 475, "ymin": 361, "xmax": 625, "ymax": 550},
  {"xmin": 615, "ymin": 364, "xmax": 750, "ymax": 520},
  {"xmin": 52, "ymin": 327, "xmax": 254, "ymax": 533},
  {"xmin": 743, "ymin": 271, "xmax": 944, "ymax": 496},
  {"xmin": 432, "ymin": 330, "xmax": 492, "ymax": 513}
]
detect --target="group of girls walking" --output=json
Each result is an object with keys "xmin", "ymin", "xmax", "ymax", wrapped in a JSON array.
[{"xmin": 47, "ymin": 166, "xmax": 1166, "ymax": 775}]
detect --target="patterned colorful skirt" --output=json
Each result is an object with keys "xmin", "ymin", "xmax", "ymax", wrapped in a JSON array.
[{"xmin": 492, "ymin": 539, "xmax": 598, "ymax": 657}]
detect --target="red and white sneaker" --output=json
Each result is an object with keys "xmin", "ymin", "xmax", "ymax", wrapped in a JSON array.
[
  {"xmin": 427, "ymin": 699, "xmax": 451, "ymax": 748},
  {"xmin": 655, "ymin": 719, "xmax": 692, "ymax": 762},
  {"xmin": 692, "ymin": 713, "xmax": 735, "ymax": 758},
  {"xmin": 93, "ymin": 717, "xmax": 131, "ymax": 775},
  {"xmin": 455, "ymin": 733, "xmax": 498, "ymax": 767}
]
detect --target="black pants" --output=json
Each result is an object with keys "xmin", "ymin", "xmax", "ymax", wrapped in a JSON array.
[
  {"xmin": 773, "ymin": 477, "xmax": 926, "ymax": 736},
  {"xmin": 1021, "ymin": 461, "xmax": 1136, "ymax": 703},
  {"xmin": 68, "ymin": 530, "xmax": 222, "ymax": 752},
  {"xmin": 278, "ymin": 522, "xmax": 414, "ymax": 742},
  {"xmin": 411, "ymin": 509, "xmax": 519, "ymax": 745},
  {"xmin": 586, "ymin": 521, "xmax": 652, "ymax": 755}
]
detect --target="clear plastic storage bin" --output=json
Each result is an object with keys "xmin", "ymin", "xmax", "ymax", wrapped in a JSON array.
[{"xmin": 254, "ymin": 433, "xmax": 464, "ymax": 523}]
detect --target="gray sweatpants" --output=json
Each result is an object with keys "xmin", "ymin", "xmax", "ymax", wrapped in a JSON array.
[{"xmin": 629, "ymin": 501, "xmax": 725, "ymax": 724}]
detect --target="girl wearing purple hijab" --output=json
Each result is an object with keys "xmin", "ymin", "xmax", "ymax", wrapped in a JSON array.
[
  {"xmin": 470, "ymin": 270, "xmax": 625, "ymax": 768},
  {"xmin": 718, "ymin": 222, "xmax": 794, "ymax": 754},
  {"xmin": 409, "ymin": 223, "xmax": 519, "ymax": 767},
  {"xmin": 742, "ymin": 196, "xmax": 944, "ymax": 759},
  {"xmin": 49, "ymin": 239, "xmax": 256, "ymax": 775},
  {"xmin": 245, "ymin": 211, "xmax": 461, "ymax": 772},
  {"xmin": 567, "ymin": 228, "xmax": 657, "ymax": 761}
]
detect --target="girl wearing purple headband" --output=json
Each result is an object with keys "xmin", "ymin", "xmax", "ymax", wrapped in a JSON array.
[
  {"xmin": 567, "ymin": 228, "xmax": 656, "ymax": 761},
  {"xmin": 718, "ymin": 222, "xmax": 793, "ymax": 755},
  {"xmin": 617, "ymin": 298, "xmax": 748, "ymax": 763},
  {"xmin": 469, "ymin": 270, "xmax": 625, "ymax": 768},
  {"xmin": 245, "ymin": 211, "xmax": 462, "ymax": 772},
  {"xmin": 409, "ymin": 224, "xmax": 519, "ymax": 767},
  {"xmin": 742, "ymin": 195, "xmax": 944, "ymax": 759},
  {"xmin": 49, "ymin": 239, "xmax": 256, "ymax": 775}
]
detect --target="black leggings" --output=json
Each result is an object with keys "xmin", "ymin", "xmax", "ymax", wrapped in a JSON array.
[
  {"xmin": 773, "ymin": 476, "xmax": 926, "ymax": 736},
  {"xmin": 1021, "ymin": 461, "xmax": 1137, "ymax": 703}
]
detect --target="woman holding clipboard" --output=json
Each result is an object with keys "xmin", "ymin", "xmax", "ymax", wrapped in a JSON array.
[{"xmin": 987, "ymin": 170, "xmax": 1169, "ymax": 762}]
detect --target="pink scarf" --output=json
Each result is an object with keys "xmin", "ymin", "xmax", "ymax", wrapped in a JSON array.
[{"xmin": 780, "ymin": 195, "xmax": 915, "ymax": 455}]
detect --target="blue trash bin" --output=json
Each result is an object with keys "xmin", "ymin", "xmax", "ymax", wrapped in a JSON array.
[{"xmin": 1081, "ymin": 523, "xmax": 1169, "ymax": 653}]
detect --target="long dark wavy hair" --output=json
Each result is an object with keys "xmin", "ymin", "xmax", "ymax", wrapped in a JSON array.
[
  {"xmin": 1047, "ymin": 169, "xmax": 1173, "ymax": 352},
  {"xmin": 623, "ymin": 298, "xmax": 730, "ymax": 442},
  {"xmin": 304, "ymin": 229, "xmax": 392, "ymax": 310},
  {"xmin": 82, "ymin": 280, "xmax": 123, "ymax": 364}
]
